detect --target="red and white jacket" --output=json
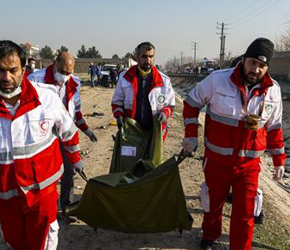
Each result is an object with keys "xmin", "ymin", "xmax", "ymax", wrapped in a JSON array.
[
  {"xmin": 28, "ymin": 64, "xmax": 89, "ymax": 132},
  {"xmin": 0, "ymin": 77, "xmax": 81, "ymax": 203},
  {"xmin": 183, "ymin": 63, "xmax": 286, "ymax": 167},
  {"xmin": 111, "ymin": 65, "xmax": 175, "ymax": 122}
]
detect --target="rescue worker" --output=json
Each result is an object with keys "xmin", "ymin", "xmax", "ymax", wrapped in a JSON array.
[
  {"xmin": 28, "ymin": 52, "xmax": 97, "ymax": 222},
  {"xmin": 182, "ymin": 38, "xmax": 286, "ymax": 250},
  {"xmin": 88, "ymin": 62, "xmax": 96, "ymax": 87},
  {"xmin": 96, "ymin": 63, "xmax": 102, "ymax": 86},
  {"xmin": 0, "ymin": 40, "xmax": 83, "ymax": 250},
  {"xmin": 111, "ymin": 42, "xmax": 175, "ymax": 139},
  {"xmin": 229, "ymin": 54, "xmax": 265, "ymax": 225},
  {"xmin": 25, "ymin": 57, "xmax": 36, "ymax": 76}
]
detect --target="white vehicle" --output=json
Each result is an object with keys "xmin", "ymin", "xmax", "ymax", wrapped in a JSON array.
[
  {"xmin": 184, "ymin": 66, "xmax": 191, "ymax": 74},
  {"xmin": 207, "ymin": 67, "xmax": 215, "ymax": 74},
  {"xmin": 100, "ymin": 64, "xmax": 117, "ymax": 77},
  {"xmin": 99, "ymin": 64, "xmax": 118, "ymax": 85},
  {"xmin": 199, "ymin": 58, "xmax": 218, "ymax": 74}
]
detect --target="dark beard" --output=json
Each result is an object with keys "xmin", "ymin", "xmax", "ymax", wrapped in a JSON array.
[
  {"xmin": 241, "ymin": 68, "xmax": 262, "ymax": 86},
  {"xmin": 0, "ymin": 81, "xmax": 17, "ymax": 93},
  {"xmin": 140, "ymin": 64, "xmax": 152, "ymax": 71}
]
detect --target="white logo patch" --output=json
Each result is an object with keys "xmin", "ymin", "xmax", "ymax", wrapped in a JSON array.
[
  {"xmin": 258, "ymin": 55, "xmax": 267, "ymax": 62},
  {"xmin": 264, "ymin": 103, "xmax": 273, "ymax": 116},
  {"xmin": 157, "ymin": 94, "xmax": 165, "ymax": 104}
]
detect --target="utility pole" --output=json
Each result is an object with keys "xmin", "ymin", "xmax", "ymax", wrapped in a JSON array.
[
  {"xmin": 180, "ymin": 51, "xmax": 183, "ymax": 66},
  {"xmin": 191, "ymin": 41, "xmax": 198, "ymax": 66},
  {"xmin": 173, "ymin": 55, "xmax": 178, "ymax": 73},
  {"xmin": 216, "ymin": 22, "xmax": 229, "ymax": 68}
]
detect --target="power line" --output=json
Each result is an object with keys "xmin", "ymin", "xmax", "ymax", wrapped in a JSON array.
[
  {"xmin": 230, "ymin": 0, "xmax": 282, "ymax": 29},
  {"xmin": 222, "ymin": 0, "xmax": 265, "ymax": 22}
]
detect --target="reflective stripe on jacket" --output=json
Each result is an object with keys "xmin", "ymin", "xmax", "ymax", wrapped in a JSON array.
[
  {"xmin": 28, "ymin": 64, "xmax": 89, "ymax": 132},
  {"xmin": 183, "ymin": 63, "xmax": 286, "ymax": 167},
  {"xmin": 0, "ymin": 77, "xmax": 80, "ymax": 200}
]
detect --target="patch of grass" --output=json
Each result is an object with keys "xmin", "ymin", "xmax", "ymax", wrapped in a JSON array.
[{"xmin": 253, "ymin": 200, "xmax": 290, "ymax": 250}]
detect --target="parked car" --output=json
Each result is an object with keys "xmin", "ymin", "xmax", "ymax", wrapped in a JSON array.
[
  {"xmin": 184, "ymin": 66, "xmax": 191, "ymax": 74},
  {"xmin": 100, "ymin": 64, "xmax": 118, "ymax": 86}
]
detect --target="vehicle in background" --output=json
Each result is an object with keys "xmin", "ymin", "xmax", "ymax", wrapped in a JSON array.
[
  {"xmin": 199, "ymin": 58, "xmax": 219, "ymax": 74},
  {"xmin": 101, "ymin": 64, "xmax": 117, "ymax": 77},
  {"xmin": 184, "ymin": 66, "xmax": 191, "ymax": 74},
  {"xmin": 100, "ymin": 64, "xmax": 117, "ymax": 86}
]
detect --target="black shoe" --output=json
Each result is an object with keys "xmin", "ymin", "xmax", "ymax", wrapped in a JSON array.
[
  {"xmin": 57, "ymin": 210, "xmax": 77, "ymax": 224},
  {"xmin": 60, "ymin": 214, "xmax": 77, "ymax": 224},
  {"xmin": 254, "ymin": 210, "xmax": 265, "ymax": 225},
  {"xmin": 200, "ymin": 239, "xmax": 214, "ymax": 250}
]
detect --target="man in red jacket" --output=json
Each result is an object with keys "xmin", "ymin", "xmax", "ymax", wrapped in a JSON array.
[
  {"xmin": 111, "ymin": 42, "xmax": 175, "ymax": 140},
  {"xmin": 29, "ymin": 52, "xmax": 97, "ymax": 222},
  {"xmin": 182, "ymin": 38, "xmax": 286, "ymax": 250},
  {"xmin": 0, "ymin": 40, "xmax": 83, "ymax": 250}
]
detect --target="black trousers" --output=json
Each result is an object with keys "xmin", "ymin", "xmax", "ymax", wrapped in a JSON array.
[{"xmin": 59, "ymin": 142, "xmax": 74, "ymax": 212}]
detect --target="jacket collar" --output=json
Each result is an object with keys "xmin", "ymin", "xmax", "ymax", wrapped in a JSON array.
[
  {"xmin": 230, "ymin": 62, "xmax": 273, "ymax": 97},
  {"xmin": 124, "ymin": 65, "xmax": 164, "ymax": 89},
  {"xmin": 44, "ymin": 64, "xmax": 55, "ymax": 84},
  {"xmin": 0, "ymin": 76, "xmax": 41, "ymax": 120},
  {"xmin": 66, "ymin": 77, "xmax": 78, "ymax": 106}
]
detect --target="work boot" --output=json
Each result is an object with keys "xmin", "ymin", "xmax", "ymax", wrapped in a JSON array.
[
  {"xmin": 57, "ymin": 210, "xmax": 77, "ymax": 224},
  {"xmin": 200, "ymin": 239, "xmax": 214, "ymax": 250},
  {"xmin": 254, "ymin": 210, "xmax": 265, "ymax": 225},
  {"xmin": 62, "ymin": 214, "xmax": 77, "ymax": 224}
]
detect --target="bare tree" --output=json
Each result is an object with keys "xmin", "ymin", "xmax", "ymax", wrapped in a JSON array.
[
  {"xmin": 279, "ymin": 31, "xmax": 290, "ymax": 51},
  {"xmin": 275, "ymin": 40, "xmax": 284, "ymax": 52},
  {"xmin": 164, "ymin": 57, "xmax": 182, "ymax": 72},
  {"xmin": 277, "ymin": 13, "xmax": 290, "ymax": 51}
]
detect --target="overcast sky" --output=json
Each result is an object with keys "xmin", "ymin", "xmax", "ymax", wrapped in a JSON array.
[{"xmin": 1, "ymin": 0, "xmax": 289, "ymax": 65}]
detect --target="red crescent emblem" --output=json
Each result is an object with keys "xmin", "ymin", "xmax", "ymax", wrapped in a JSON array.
[{"xmin": 39, "ymin": 120, "xmax": 49, "ymax": 134}]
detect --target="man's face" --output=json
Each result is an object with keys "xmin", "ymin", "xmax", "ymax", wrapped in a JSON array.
[
  {"xmin": 28, "ymin": 60, "xmax": 35, "ymax": 67},
  {"xmin": 55, "ymin": 59, "xmax": 74, "ymax": 76},
  {"xmin": 242, "ymin": 58, "xmax": 268, "ymax": 85},
  {"xmin": 0, "ymin": 53, "xmax": 24, "ymax": 94},
  {"xmin": 136, "ymin": 46, "xmax": 155, "ymax": 71}
]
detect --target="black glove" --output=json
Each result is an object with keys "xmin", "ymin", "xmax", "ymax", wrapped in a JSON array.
[{"xmin": 116, "ymin": 116, "xmax": 124, "ymax": 129}]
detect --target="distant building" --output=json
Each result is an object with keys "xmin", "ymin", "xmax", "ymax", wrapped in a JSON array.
[
  {"xmin": 270, "ymin": 51, "xmax": 290, "ymax": 81},
  {"xmin": 22, "ymin": 42, "xmax": 40, "ymax": 59}
]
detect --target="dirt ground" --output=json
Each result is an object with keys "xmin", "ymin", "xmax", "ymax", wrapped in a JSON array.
[{"xmin": 1, "ymin": 79, "xmax": 290, "ymax": 250}]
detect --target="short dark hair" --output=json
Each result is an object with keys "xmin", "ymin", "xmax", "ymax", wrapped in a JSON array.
[
  {"xmin": 0, "ymin": 40, "xmax": 26, "ymax": 67},
  {"xmin": 135, "ymin": 42, "xmax": 155, "ymax": 55},
  {"xmin": 28, "ymin": 57, "xmax": 36, "ymax": 63}
]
